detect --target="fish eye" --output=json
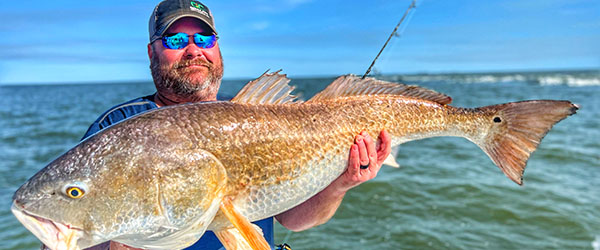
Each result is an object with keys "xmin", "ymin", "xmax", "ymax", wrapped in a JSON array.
[
  {"xmin": 66, "ymin": 187, "xmax": 84, "ymax": 198},
  {"xmin": 62, "ymin": 182, "xmax": 87, "ymax": 199}
]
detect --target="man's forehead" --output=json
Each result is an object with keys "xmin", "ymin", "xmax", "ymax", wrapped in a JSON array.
[{"xmin": 166, "ymin": 17, "xmax": 212, "ymax": 33}]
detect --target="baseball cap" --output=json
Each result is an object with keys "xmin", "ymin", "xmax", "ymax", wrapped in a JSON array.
[{"xmin": 149, "ymin": 0, "xmax": 217, "ymax": 42}]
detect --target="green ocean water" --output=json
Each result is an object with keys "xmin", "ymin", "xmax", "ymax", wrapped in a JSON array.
[{"xmin": 1, "ymin": 70, "xmax": 598, "ymax": 249}]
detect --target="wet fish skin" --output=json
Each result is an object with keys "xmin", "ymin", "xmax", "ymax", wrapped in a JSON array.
[{"xmin": 12, "ymin": 75, "xmax": 578, "ymax": 249}]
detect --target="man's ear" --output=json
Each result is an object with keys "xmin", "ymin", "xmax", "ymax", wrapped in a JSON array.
[{"xmin": 147, "ymin": 43, "xmax": 153, "ymax": 60}]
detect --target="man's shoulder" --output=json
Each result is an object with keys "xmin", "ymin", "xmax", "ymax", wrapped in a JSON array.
[
  {"xmin": 82, "ymin": 95, "xmax": 158, "ymax": 140},
  {"xmin": 96, "ymin": 95, "xmax": 157, "ymax": 124}
]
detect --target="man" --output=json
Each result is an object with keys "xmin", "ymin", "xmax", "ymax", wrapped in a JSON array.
[{"xmin": 81, "ymin": 0, "xmax": 392, "ymax": 249}]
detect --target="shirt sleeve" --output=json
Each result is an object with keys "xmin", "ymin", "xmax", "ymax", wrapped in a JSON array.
[
  {"xmin": 81, "ymin": 121, "xmax": 102, "ymax": 140},
  {"xmin": 81, "ymin": 98, "xmax": 157, "ymax": 141}
]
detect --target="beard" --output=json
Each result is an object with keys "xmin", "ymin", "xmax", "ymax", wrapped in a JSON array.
[{"xmin": 150, "ymin": 52, "xmax": 224, "ymax": 102}]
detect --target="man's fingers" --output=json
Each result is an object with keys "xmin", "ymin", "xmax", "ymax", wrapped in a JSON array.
[
  {"xmin": 347, "ymin": 144, "xmax": 360, "ymax": 177},
  {"xmin": 356, "ymin": 135, "xmax": 369, "ymax": 166},
  {"xmin": 338, "ymin": 131, "xmax": 391, "ymax": 191},
  {"xmin": 376, "ymin": 130, "xmax": 392, "ymax": 165},
  {"xmin": 361, "ymin": 131, "xmax": 378, "ymax": 168}
]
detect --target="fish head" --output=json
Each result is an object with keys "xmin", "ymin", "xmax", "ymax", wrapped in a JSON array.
[
  {"xmin": 11, "ymin": 148, "xmax": 113, "ymax": 249},
  {"xmin": 12, "ymin": 137, "xmax": 229, "ymax": 249},
  {"xmin": 11, "ymin": 144, "xmax": 146, "ymax": 249}
]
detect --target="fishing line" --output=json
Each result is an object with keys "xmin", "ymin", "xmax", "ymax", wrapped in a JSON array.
[
  {"xmin": 362, "ymin": 0, "xmax": 418, "ymax": 79},
  {"xmin": 282, "ymin": 229, "xmax": 293, "ymax": 245},
  {"xmin": 279, "ymin": 2, "xmax": 419, "ymax": 247}
]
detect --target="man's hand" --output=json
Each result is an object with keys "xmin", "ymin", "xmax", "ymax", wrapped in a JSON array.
[
  {"xmin": 276, "ymin": 130, "xmax": 392, "ymax": 231},
  {"xmin": 333, "ymin": 130, "xmax": 392, "ymax": 193}
]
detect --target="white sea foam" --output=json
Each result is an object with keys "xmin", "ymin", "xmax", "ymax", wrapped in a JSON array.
[
  {"xmin": 538, "ymin": 76, "xmax": 600, "ymax": 87},
  {"xmin": 592, "ymin": 235, "xmax": 600, "ymax": 250},
  {"xmin": 383, "ymin": 71, "xmax": 600, "ymax": 87}
]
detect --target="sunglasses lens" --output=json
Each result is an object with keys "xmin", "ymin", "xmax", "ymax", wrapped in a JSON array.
[
  {"xmin": 162, "ymin": 33, "xmax": 189, "ymax": 49},
  {"xmin": 193, "ymin": 34, "xmax": 217, "ymax": 48}
]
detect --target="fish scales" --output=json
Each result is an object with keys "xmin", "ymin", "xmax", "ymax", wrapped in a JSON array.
[{"xmin": 96, "ymin": 96, "xmax": 475, "ymax": 225}]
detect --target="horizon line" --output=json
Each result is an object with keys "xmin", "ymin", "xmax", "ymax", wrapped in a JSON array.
[{"xmin": 1, "ymin": 67, "xmax": 598, "ymax": 86}]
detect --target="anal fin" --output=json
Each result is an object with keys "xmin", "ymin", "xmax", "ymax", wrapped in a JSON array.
[
  {"xmin": 216, "ymin": 196, "xmax": 270, "ymax": 250},
  {"xmin": 382, "ymin": 154, "xmax": 400, "ymax": 168}
]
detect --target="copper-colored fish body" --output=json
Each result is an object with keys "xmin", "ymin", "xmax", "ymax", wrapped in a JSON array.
[{"xmin": 12, "ymin": 74, "xmax": 578, "ymax": 249}]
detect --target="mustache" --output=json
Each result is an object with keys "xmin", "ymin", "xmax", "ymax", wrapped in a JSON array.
[{"xmin": 174, "ymin": 58, "xmax": 213, "ymax": 69}]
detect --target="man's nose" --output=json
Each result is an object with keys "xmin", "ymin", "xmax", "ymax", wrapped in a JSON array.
[{"xmin": 184, "ymin": 42, "xmax": 204, "ymax": 59}]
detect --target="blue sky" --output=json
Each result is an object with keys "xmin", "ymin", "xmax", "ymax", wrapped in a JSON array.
[{"xmin": 0, "ymin": 0, "xmax": 598, "ymax": 84}]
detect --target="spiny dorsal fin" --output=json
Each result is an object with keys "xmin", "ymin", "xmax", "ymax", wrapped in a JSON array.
[
  {"xmin": 231, "ymin": 70, "xmax": 302, "ymax": 104},
  {"xmin": 307, "ymin": 75, "xmax": 452, "ymax": 105}
]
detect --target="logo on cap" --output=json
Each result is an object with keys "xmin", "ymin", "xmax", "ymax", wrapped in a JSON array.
[{"xmin": 190, "ymin": 1, "xmax": 210, "ymax": 18}]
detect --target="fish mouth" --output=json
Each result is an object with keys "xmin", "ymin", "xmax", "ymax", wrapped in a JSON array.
[{"xmin": 11, "ymin": 202, "xmax": 84, "ymax": 250}]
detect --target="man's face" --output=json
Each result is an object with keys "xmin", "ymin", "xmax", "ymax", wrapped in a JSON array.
[{"xmin": 149, "ymin": 17, "xmax": 224, "ymax": 102}]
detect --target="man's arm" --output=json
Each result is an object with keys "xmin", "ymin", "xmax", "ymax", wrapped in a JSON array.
[{"xmin": 275, "ymin": 130, "xmax": 392, "ymax": 231}]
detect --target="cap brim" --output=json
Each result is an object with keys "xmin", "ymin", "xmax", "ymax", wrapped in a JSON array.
[{"xmin": 151, "ymin": 14, "xmax": 217, "ymax": 42}]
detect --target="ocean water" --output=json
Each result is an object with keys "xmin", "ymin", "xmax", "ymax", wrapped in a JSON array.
[{"xmin": 1, "ymin": 70, "xmax": 598, "ymax": 249}]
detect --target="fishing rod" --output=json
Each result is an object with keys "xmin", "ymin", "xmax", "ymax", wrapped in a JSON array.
[
  {"xmin": 277, "ymin": 3, "xmax": 419, "ymax": 248},
  {"xmin": 362, "ymin": 0, "xmax": 418, "ymax": 79}
]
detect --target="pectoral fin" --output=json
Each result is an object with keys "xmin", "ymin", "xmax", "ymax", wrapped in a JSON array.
[
  {"xmin": 214, "ymin": 224, "xmax": 265, "ymax": 250},
  {"xmin": 216, "ymin": 196, "xmax": 270, "ymax": 250}
]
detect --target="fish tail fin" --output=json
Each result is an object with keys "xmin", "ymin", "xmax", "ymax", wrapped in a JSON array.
[{"xmin": 476, "ymin": 100, "xmax": 578, "ymax": 185}]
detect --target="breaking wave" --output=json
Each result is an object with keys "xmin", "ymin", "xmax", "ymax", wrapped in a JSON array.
[{"xmin": 381, "ymin": 70, "xmax": 600, "ymax": 87}]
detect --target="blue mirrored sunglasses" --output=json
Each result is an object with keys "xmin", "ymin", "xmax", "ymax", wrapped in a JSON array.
[{"xmin": 159, "ymin": 33, "xmax": 218, "ymax": 50}]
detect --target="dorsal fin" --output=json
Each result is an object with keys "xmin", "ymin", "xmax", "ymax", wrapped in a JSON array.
[
  {"xmin": 307, "ymin": 75, "xmax": 452, "ymax": 105},
  {"xmin": 231, "ymin": 70, "xmax": 302, "ymax": 104}
]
